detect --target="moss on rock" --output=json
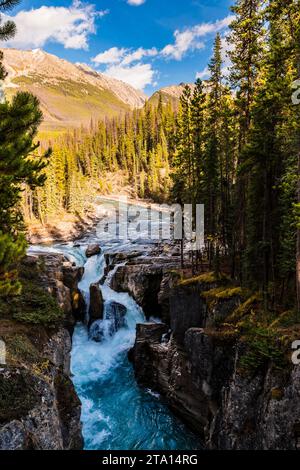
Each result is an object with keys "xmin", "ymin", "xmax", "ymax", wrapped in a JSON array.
[
  {"xmin": 178, "ymin": 271, "xmax": 230, "ymax": 287},
  {"xmin": 0, "ymin": 279, "xmax": 63, "ymax": 326},
  {"xmin": 0, "ymin": 369, "xmax": 38, "ymax": 423}
]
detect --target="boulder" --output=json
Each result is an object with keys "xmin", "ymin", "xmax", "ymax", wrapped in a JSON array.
[
  {"xmin": 106, "ymin": 301, "xmax": 127, "ymax": 331},
  {"xmin": 85, "ymin": 244, "xmax": 101, "ymax": 258},
  {"xmin": 110, "ymin": 264, "xmax": 163, "ymax": 319},
  {"xmin": 62, "ymin": 262, "xmax": 84, "ymax": 290},
  {"xmin": 89, "ymin": 301, "xmax": 127, "ymax": 342},
  {"xmin": 88, "ymin": 283, "xmax": 104, "ymax": 325}
]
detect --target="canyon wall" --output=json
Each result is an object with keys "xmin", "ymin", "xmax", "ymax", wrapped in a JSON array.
[
  {"xmin": 110, "ymin": 258, "xmax": 300, "ymax": 450},
  {"xmin": 0, "ymin": 253, "xmax": 85, "ymax": 450}
]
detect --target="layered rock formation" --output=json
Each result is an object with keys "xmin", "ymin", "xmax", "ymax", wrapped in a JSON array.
[
  {"xmin": 110, "ymin": 260, "xmax": 300, "ymax": 450},
  {"xmin": 0, "ymin": 252, "xmax": 85, "ymax": 450}
]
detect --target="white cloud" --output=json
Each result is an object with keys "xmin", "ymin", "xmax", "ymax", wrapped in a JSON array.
[
  {"xmin": 91, "ymin": 14, "xmax": 234, "ymax": 90},
  {"xmin": 92, "ymin": 46, "xmax": 158, "ymax": 66},
  {"xmin": 92, "ymin": 46, "xmax": 158, "ymax": 90},
  {"xmin": 122, "ymin": 47, "xmax": 158, "ymax": 65},
  {"xmin": 104, "ymin": 63, "xmax": 155, "ymax": 89},
  {"xmin": 196, "ymin": 67, "xmax": 209, "ymax": 80},
  {"xmin": 93, "ymin": 47, "xmax": 127, "ymax": 65},
  {"xmin": 5, "ymin": 1, "xmax": 107, "ymax": 50},
  {"xmin": 162, "ymin": 15, "xmax": 234, "ymax": 61},
  {"xmin": 127, "ymin": 0, "xmax": 146, "ymax": 5}
]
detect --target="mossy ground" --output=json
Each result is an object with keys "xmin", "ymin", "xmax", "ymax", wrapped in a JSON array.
[
  {"xmin": 179, "ymin": 270, "xmax": 300, "ymax": 375},
  {"xmin": 178, "ymin": 271, "xmax": 230, "ymax": 287}
]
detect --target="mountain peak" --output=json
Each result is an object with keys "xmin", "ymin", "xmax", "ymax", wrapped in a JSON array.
[{"xmin": 1, "ymin": 48, "xmax": 147, "ymax": 130}]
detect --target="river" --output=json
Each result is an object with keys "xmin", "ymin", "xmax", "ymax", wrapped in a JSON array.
[{"xmin": 30, "ymin": 199, "xmax": 201, "ymax": 450}]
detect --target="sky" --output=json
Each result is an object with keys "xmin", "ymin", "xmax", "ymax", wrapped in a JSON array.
[{"xmin": 3, "ymin": 0, "xmax": 234, "ymax": 95}]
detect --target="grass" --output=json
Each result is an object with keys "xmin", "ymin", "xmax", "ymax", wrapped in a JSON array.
[
  {"xmin": 6, "ymin": 334, "xmax": 41, "ymax": 366},
  {"xmin": 202, "ymin": 286, "xmax": 250, "ymax": 310}
]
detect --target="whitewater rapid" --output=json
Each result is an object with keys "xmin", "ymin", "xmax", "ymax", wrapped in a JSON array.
[{"xmin": 29, "ymin": 201, "xmax": 200, "ymax": 450}]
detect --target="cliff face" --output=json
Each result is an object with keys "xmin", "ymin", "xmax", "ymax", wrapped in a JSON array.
[
  {"xmin": 121, "ymin": 266, "xmax": 300, "ymax": 450},
  {"xmin": 0, "ymin": 253, "xmax": 85, "ymax": 450}
]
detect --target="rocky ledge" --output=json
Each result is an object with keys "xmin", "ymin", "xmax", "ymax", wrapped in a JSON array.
[
  {"xmin": 110, "ymin": 256, "xmax": 300, "ymax": 450},
  {"xmin": 0, "ymin": 252, "xmax": 85, "ymax": 450}
]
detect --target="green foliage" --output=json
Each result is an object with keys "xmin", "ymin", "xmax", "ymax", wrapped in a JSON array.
[
  {"xmin": 24, "ymin": 99, "xmax": 177, "ymax": 220},
  {"xmin": 239, "ymin": 326, "xmax": 286, "ymax": 373},
  {"xmin": 0, "ymin": 279, "xmax": 63, "ymax": 326},
  {"xmin": 203, "ymin": 286, "xmax": 250, "ymax": 301},
  {"xmin": 0, "ymin": 9, "xmax": 50, "ymax": 297},
  {"xmin": 0, "ymin": 1, "xmax": 20, "ymax": 46},
  {"xmin": 0, "ymin": 232, "xmax": 26, "ymax": 296},
  {"xmin": 0, "ymin": 91, "xmax": 49, "ymax": 296}
]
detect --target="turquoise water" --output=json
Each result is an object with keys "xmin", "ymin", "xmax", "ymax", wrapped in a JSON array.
[
  {"xmin": 30, "ymin": 200, "xmax": 202, "ymax": 451},
  {"xmin": 72, "ymin": 336, "xmax": 201, "ymax": 450}
]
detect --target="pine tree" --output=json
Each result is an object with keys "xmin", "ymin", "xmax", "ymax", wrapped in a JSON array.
[
  {"xmin": 243, "ymin": 0, "xmax": 291, "ymax": 304},
  {"xmin": 204, "ymin": 34, "xmax": 223, "ymax": 266},
  {"xmin": 228, "ymin": 0, "xmax": 264, "ymax": 280},
  {"xmin": 0, "ymin": 1, "xmax": 49, "ymax": 296}
]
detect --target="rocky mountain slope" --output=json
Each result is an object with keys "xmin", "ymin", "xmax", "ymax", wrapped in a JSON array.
[
  {"xmin": 1, "ymin": 48, "xmax": 146, "ymax": 130},
  {"xmin": 148, "ymin": 83, "xmax": 196, "ymax": 107}
]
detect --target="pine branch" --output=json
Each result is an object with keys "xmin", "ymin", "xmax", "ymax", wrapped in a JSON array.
[
  {"xmin": 0, "ymin": 19, "xmax": 16, "ymax": 40},
  {"xmin": 0, "ymin": 0, "xmax": 20, "ymax": 13}
]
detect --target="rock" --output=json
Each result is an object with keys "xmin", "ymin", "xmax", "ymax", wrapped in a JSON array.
[
  {"xmin": 89, "ymin": 301, "xmax": 127, "ymax": 342},
  {"xmin": 88, "ymin": 283, "xmax": 104, "ymax": 325},
  {"xmin": 157, "ymin": 271, "xmax": 181, "ymax": 323},
  {"xmin": 0, "ymin": 253, "xmax": 84, "ymax": 450},
  {"xmin": 54, "ymin": 373, "xmax": 83, "ymax": 450},
  {"xmin": 43, "ymin": 329, "xmax": 72, "ymax": 375},
  {"xmin": 132, "ymin": 278, "xmax": 300, "ymax": 450},
  {"xmin": 62, "ymin": 263, "xmax": 84, "ymax": 290},
  {"xmin": 85, "ymin": 244, "xmax": 101, "ymax": 258},
  {"xmin": 111, "ymin": 264, "xmax": 164, "ymax": 319},
  {"xmin": 131, "ymin": 324, "xmax": 206, "ymax": 437},
  {"xmin": 131, "ymin": 323, "xmax": 169, "ymax": 387},
  {"xmin": 71, "ymin": 289, "xmax": 86, "ymax": 323},
  {"xmin": 106, "ymin": 301, "xmax": 127, "ymax": 331},
  {"xmin": 169, "ymin": 284, "xmax": 208, "ymax": 344},
  {"xmin": 0, "ymin": 365, "xmax": 83, "ymax": 450},
  {"xmin": 0, "ymin": 421, "xmax": 27, "ymax": 450},
  {"xmin": 21, "ymin": 253, "xmax": 85, "ymax": 322}
]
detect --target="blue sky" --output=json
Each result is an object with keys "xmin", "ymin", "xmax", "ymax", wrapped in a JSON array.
[{"xmin": 4, "ymin": 0, "xmax": 234, "ymax": 94}]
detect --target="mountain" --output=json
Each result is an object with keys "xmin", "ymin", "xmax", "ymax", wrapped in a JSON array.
[
  {"xmin": 1, "ymin": 48, "xmax": 147, "ymax": 131},
  {"xmin": 148, "ymin": 83, "xmax": 196, "ymax": 107},
  {"xmin": 148, "ymin": 82, "xmax": 210, "ymax": 108}
]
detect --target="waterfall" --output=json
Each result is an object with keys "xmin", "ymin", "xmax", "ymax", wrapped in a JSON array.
[{"xmin": 29, "ymin": 201, "xmax": 200, "ymax": 450}]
